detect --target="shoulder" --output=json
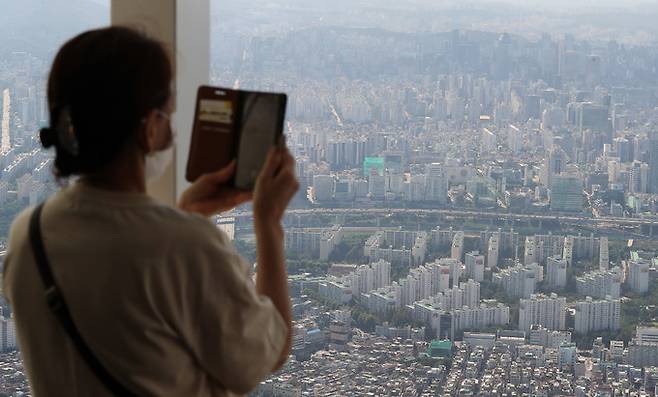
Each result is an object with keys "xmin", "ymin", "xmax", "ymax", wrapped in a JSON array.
[
  {"xmin": 149, "ymin": 209, "xmax": 252, "ymax": 289},
  {"xmin": 7, "ymin": 205, "xmax": 36, "ymax": 250},
  {"xmin": 151, "ymin": 206, "xmax": 231, "ymax": 247},
  {"xmin": 3, "ymin": 206, "xmax": 37, "ymax": 300},
  {"xmin": 144, "ymin": 205, "xmax": 241, "ymax": 265}
]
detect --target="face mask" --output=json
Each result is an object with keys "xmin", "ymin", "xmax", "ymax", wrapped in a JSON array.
[
  {"xmin": 144, "ymin": 109, "xmax": 176, "ymax": 182},
  {"xmin": 145, "ymin": 145, "xmax": 174, "ymax": 181}
]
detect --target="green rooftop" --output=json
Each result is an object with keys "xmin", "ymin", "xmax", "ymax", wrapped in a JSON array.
[{"xmin": 427, "ymin": 340, "xmax": 453, "ymax": 358}]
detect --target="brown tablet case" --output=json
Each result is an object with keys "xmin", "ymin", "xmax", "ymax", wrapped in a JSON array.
[{"xmin": 186, "ymin": 86, "xmax": 240, "ymax": 182}]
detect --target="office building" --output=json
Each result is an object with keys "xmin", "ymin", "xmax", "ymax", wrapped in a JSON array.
[
  {"xmin": 541, "ymin": 146, "xmax": 568, "ymax": 189},
  {"xmin": 328, "ymin": 310, "xmax": 352, "ymax": 352},
  {"xmin": 628, "ymin": 327, "xmax": 658, "ymax": 368},
  {"xmin": 558, "ymin": 343, "xmax": 577, "ymax": 371},
  {"xmin": 0, "ymin": 317, "xmax": 16, "ymax": 352},
  {"xmin": 312, "ymin": 175, "xmax": 334, "ymax": 201},
  {"xmin": 425, "ymin": 163, "xmax": 447, "ymax": 204},
  {"xmin": 528, "ymin": 324, "xmax": 572, "ymax": 349},
  {"xmin": 463, "ymin": 333, "xmax": 496, "ymax": 350},
  {"xmin": 550, "ymin": 174, "xmax": 583, "ymax": 212},
  {"xmin": 648, "ymin": 133, "xmax": 658, "ymax": 194},
  {"xmin": 368, "ymin": 171, "xmax": 386, "ymax": 200}
]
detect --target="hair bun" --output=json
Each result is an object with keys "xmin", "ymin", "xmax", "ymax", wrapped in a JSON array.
[{"xmin": 39, "ymin": 127, "xmax": 58, "ymax": 148}]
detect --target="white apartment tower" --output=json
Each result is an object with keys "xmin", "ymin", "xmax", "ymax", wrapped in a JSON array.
[
  {"xmin": 628, "ymin": 260, "xmax": 650, "ymax": 294},
  {"xmin": 599, "ymin": 236, "xmax": 609, "ymax": 271},
  {"xmin": 518, "ymin": 293, "xmax": 566, "ymax": 331},
  {"xmin": 574, "ymin": 296, "xmax": 620, "ymax": 335},
  {"xmin": 576, "ymin": 267, "xmax": 622, "ymax": 299},
  {"xmin": 488, "ymin": 235, "xmax": 500, "ymax": 267},
  {"xmin": 492, "ymin": 264, "xmax": 536, "ymax": 299},
  {"xmin": 451, "ymin": 231, "xmax": 465, "ymax": 261},
  {"xmin": 459, "ymin": 279, "xmax": 481, "ymax": 309},
  {"xmin": 546, "ymin": 256, "xmax": 567, "ymax": 289},
  {"xmin": 465, "ymin": 251, "xmax": 485, "ymax": 282}
]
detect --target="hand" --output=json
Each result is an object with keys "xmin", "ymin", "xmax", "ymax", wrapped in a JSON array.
[
  {"xmin": 253, "ymin": 147, "xmax": 299, "ymax": 227},
  {"xmin": 178, "ymin": 161, "xmax": 252, "ymax": 217}
]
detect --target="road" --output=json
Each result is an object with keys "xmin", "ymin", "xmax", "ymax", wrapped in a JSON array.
[{"xmin": 222, "ymin": 207, "xmax": 658, "ymax": 228}]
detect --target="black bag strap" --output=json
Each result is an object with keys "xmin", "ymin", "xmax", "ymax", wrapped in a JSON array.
[{"xmin": 29, "ymin": 202, "xmax": 138, "ymax": 397}]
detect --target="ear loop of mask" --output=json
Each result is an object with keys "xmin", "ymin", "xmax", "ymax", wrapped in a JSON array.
[
  {"xmin": 155, "ymin": 110, "xmax": 176, "ymax": 149},
  {"xmin": 141, "ymin": 109, "xmax": 175, "ymax": 152}
]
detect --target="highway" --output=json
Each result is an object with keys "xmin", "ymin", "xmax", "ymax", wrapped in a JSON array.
[{"xmin": 222, "ymin": 207, "xmax": 658, "ymax": 228}]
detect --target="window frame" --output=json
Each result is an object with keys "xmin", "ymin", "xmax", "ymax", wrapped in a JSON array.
[{"xmin": 111, "ymin": 0, "xmax": 210, "ymax": 205}]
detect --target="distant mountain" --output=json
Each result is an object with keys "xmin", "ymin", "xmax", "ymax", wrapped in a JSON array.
[{"xmin": 0, "ymin": 0, "xmax": 109, "ymax": 59}]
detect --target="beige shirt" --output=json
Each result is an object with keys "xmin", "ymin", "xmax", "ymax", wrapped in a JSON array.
[{"xmin": 3, "ymin": 182, "xmax": 286, "ymax": 397}]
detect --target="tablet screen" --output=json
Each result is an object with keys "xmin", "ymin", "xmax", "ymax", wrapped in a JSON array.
[{"xmin": 234, "ymin": 93, "xmax": 283, "ymax": 189}]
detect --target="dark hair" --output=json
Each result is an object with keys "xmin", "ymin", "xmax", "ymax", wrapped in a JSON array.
[{"xmin": 43, "ymin": 26, "xmax": 172, "ymax": 177}]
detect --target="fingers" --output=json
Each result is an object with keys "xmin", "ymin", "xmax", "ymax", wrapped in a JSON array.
[
  {"xmin": 252, "ymin": 147, "xmax": 298, "ymax": 222},
  {"xmin": 258, "ymin": 147, "xmax": 283, "ymax": 181},
  {"xmin": 203, "ymin": 160, "xmax": 236, "ymax": 183},
  {"xmin": 281, "ymin": 148, "xmax": 295, "ymax": 171},
  {"xmin": 226, "ymin": 191, "xmax": 253, "ymax": 209},
  {"xmin": 272, "ymin": 148, "xmax": 297, "ymax": 190},
  {"xmin": 274, "ymin": 165, "xmax": 299, "ymax": 197}
]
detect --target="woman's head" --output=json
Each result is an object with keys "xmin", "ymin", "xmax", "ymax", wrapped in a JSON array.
[{"xmin": 43, "ymin": 26, "xmax": 173, "ymax": 178}]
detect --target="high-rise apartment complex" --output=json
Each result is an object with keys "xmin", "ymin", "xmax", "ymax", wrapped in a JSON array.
[
  {"xmin": 574, "ymin": 296, "xmax": 620, "ymax": 334},
  {"xmin": 518, "ymin": 293, "xmax": 566, "ymax": 331}
]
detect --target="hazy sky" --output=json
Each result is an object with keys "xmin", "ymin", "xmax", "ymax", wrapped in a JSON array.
[
  {"xmin": 1, "ymin": 0, "xmax": 656, "ymax": 58},
  {"xmin": 211, "ymin": 0, "xmax": 658, "ymax": 45}
]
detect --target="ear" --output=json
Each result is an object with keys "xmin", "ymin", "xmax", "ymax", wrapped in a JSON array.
[{"xmin": 138, "ymin": 110, "xmax": 159, "ymax": 154}]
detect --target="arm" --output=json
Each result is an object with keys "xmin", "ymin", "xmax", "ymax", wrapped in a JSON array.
[
  {"xmin": 179, "ymin": 147, "xmax": 297, "ymax": 382},
  {"xmin": 252, "ymin": 147, "xmax": 299, "ymax": 370},
  {"xmin": 254, "ymin": 221, "xmax": 291, "ymax": 370}
]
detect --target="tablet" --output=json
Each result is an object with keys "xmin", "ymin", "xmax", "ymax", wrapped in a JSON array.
[{"xmin": 186, "ymin": 86, "xmax": 287, "ymax": 189}]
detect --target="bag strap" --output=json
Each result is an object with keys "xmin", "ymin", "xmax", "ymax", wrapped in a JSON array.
[{"xmin": 29, "ymin": 202, "xmax": 138, "ymax": 397}]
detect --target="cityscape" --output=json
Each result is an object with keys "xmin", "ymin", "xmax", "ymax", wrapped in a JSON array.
[{"xmin": 3, "ymin": 0, "xmax": 658, "ymax": 396}]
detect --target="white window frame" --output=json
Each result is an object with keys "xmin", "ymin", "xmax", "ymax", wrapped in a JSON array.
[{"xmin": 111, "ymin": 0, "xmax": 210, "ymax": 205}]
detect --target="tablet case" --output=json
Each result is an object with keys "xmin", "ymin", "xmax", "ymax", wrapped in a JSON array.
[{"xmin": 185, "ymin": 86, "xmax": 286, "ymax": 186}]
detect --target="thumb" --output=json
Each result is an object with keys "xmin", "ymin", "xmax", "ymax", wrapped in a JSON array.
[{"xmin": 258, "ymin": 147, "xmax": 281, "ymax": 180}]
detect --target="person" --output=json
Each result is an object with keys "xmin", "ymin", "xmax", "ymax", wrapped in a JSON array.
[{"xmin": 2, "ymin": 26, "xmax": 298, "ymax": 396}]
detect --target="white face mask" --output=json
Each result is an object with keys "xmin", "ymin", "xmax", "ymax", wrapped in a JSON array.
[{"xmin": 145, "ymin": 145, "xmax": 174, "ymax": 181}]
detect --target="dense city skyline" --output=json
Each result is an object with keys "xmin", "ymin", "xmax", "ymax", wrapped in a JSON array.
[{"xmin": 3, "ymin": 1, "xmax": 658, "ymax": 396}]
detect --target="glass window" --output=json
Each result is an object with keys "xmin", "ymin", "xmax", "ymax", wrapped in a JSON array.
[
  {"xmin": 0, "ymin": 0, "xmax": 109, "ymax": 391},
  {"xmin": 212, "ymin": 1, "xmax": 658, "ymax": 394}
]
